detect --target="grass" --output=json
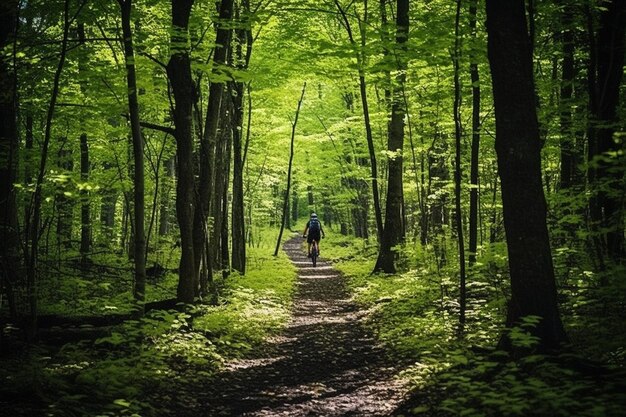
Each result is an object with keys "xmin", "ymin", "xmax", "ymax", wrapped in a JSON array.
[
  {"xmin": 322, "ymin": 232, "xmax": 626, "ymax": 417},
  {"xmin": 0, "ymin": 227, "xmax": 298, "ymax": 417}
]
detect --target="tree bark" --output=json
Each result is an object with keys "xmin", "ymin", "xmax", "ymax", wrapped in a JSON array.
[
  {"xmin": 77, "ymin": 23, "xmax": 91, "ymax": 260},
  {"xmin": 210, "ymin": 105, "xmax": 230, "ymax": 271},
  {"xmin": 587, "ymin": 0, "xmax": 626, "ymax": 264},
  {"xmin": 231, "ymin": 0, "xmax": 251, "ymax": 274},
  {"xmin": 232, "ymin": 82, "xmax": 246, "ymax": 272},
  {"xmin": 221, "ymin": 129, "xmax": 232, "ymax": 276},
  {"xmin": 0, "ymin": 0, "xmax": 21, "ymax": 321},
  {"xmin": 194, "ymin": 0, "xmax": 233, "ymax": 291},
  {"xmin": 119, "ymin": 0, "xmax": 146, "ymax": 313},
  {"xmin": 453, "ymin": 0, "xmax": 467, "ymax": 330},
  {"xmin": 374, "ymin": 0, "xmax": 409, "ymax": 274},
  {"xmin": 468, "ymin": 0, "xmax": 481, "ymax": 267},
  {"xmin": 486, "ymin": 0, "xmax": 567, "ymax": 352},
  {"xmin": 167, "ymin": 0, "xmax": 197, "ymax": 303}
]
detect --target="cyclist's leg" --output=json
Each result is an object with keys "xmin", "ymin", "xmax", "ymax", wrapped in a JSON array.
[{"xmin": 306, "ymin": 235, "xmax": 313, "ymax": 257}]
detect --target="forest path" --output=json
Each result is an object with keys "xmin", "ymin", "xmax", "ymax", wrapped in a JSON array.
[{"xmin": 198, "ymin": 235, "xmax": 408, "ymax": 416}]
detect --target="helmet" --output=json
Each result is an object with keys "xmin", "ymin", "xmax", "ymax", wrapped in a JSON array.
[{"xmin": 311, "ymin": 213, "xmax": 318, "ymax": 218}]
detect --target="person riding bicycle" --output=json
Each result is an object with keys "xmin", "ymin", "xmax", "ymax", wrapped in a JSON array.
[{"xmin": 302, "ymin": 213, "xmax": 325, "ymax": 258}]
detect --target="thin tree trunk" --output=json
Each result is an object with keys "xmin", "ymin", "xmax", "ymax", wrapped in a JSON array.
[
  {"xmin": 26, "ymin": 0, "xmax": 71, "ymax": 339},
  {"xmin": 232, "ymin": 87, "xmax": 246, "ymax": 272},
  {"xmin": 79, "ymin": 133, "xmax": 90, "ymax": 258},
  {"xmin": 231, "ymin": 0, "xmax": 251, "ymax": 274},
  {"xmin": 335, "ymin": 0, "xmax": 383, "ymax": 242},
  {"xmin": 468, "ymin": 0, "xmax": 481, "ymax": 267},
  {"xmin": 374, "ymin": 0, "xmax": 409, "ymax": 273},
  {"xmin": 486, "ymin": 0, "xmax": 567, "ymax": 352},
  {"xmin": 453, "ymin": 0, "xmax": 467, "ymax": 330},
  {"xmin": 559, "ymin": 2, "xmax": 576, "ymax": 190},
  {"xmin": 158, "ymin": 158, "xmax": 174, "ymax": 236},
  {"xmin": 221, "ymin": 130, "xmax": 232, "ymax": 277},
  {"xmin": 274, "ymin": 83, "xmax": 306, "ymax": 257},
  {"xmin": 56, "ymin": 142, "xmax": 73, "ymax": 249},
  {"xmin": 77, "ymin": 23, "xmax": 91, "ymax": 261},
  {"xmin": 119, "ymin": 0, "xmax": 146, "ymax": 313}
]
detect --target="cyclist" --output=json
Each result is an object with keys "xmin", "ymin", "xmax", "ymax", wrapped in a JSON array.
[{"xmin": 302, "ymin": 213, "xmax": 325, "ymax": 258}]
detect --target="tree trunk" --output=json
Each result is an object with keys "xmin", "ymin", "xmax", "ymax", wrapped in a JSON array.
[
  {"xmin": 231, "ymin": 1, "xmax": 251, "ymax": 274},
  {"xmin": 274, "ymin": 83, "xmax": 306, "ymax": 257},
  {"xmin": 210, "ymin": 106, "xmax": 230, "ymax": 271},
  {"xmin": 559, "ymin": 3, "xmax": 576, "ymax": 190},
  {"xmin": 167, "ymin": 0, "xmax": 197, "ymax": 303},
  {"xmin": 26, "ymin": 0, "xmax": 71, "ymax": 339},
  {"xmin": 77, "ymin": 23, "xmax": 90, "ymax": 261},
  {"xmin": 486, "ymin": 0, "xmax": 567, "ymax": 352},
  {"xmin": 291, "ymin": 187, "xmax": 299, "ymax": 223},
  {"xmin": 158, "ymin": 158, "xmax": 174, "ymax": 236},
  {"xmin": 56, "ymin": 142, "xmax": 73, "ymax": 249},
  {"xmin": 453, "ymin": 0, "xmax": 467, "ymax": 330},
  {"xmin": 587, "ymin": 0, "xmax": 626, "ymax": 264},
  {"xmin": 307, "ymin": 185, "xmax": 314, "ymax": 206},
  {"xmin": 232, "ymin": 80, "xmax": 246, "ymax": 273},
  {"xmin": 374, "ymin": 0, "xmax": 409, "ymax": 274},
  {"xmin": 468, "ymin": 0, "xmax": 481, "ymax": 267},
  {"xmin": 0, "ymin": 0, "xmax": 21, "ymax": 321},
  {"xmin": 119, "ymin": 0, "xmax": 146, "ymax": 313},
  {"xmin": 221, "ymin": 129, "xmax": 232, "ymax": 277},
  {"xmin": 79, "ymin": 133, "xmax": 91, "ymax": 258},
  {"xmin": 194, "ymin": 0, "xmax": 233, "ymax": 292},
  {"xmin": 335, "ymin": 1, "xmax": 383, "ymax": 242},
  {"xmin": 101, "ymin": 186, "xmax": 118, "ymax": 240}
]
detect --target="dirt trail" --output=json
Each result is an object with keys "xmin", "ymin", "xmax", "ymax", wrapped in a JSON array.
[{"xmin": 200, "ymin": 236, "xmax": 407, "ymax": 416}]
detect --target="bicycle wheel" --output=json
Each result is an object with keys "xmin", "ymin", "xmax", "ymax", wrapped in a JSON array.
[{"xmin": 312, "ymin": 242, "xmax": 318, "ymax": 267}]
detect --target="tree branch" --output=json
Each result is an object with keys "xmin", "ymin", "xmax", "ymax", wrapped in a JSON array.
[{"xmin": 121, "ymin": 114, "xmax": 175, "ymax": 135}]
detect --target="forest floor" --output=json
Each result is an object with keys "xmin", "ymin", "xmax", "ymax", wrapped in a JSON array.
[{"xmin": 190, "ymin": 236, "xmax": 409, "ymax": 416}]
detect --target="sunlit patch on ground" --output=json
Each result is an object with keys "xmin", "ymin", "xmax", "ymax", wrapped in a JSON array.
[
  {"xmin": 198, "ymin": 236, "xmax": 409, "ymax": 416},
  {"xmin": 225, "ymin": 356, "xmax": 288, "ymax": 371}
]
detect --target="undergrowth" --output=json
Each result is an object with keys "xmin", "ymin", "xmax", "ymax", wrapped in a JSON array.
[
  {"xmin": 0, "ymin": 228, "xmax": 297, "ymax": 416},
  {"xmin": 323, "ymin": 233, "xmax": 626, "ymax": 417}
]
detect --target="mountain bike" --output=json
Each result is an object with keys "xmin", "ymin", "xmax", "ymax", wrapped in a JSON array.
[
  {"xmin": 303, "ymin": 236, "xmax": 319, "ymax": 267},
  {"xmin": 311, "ymin": 240, "xmax": 319, "ymax": 267}
]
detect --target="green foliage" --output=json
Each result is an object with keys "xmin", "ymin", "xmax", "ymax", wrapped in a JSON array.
[
  {"xmin": 0, "ymin": 229, "xmax": 297, "ymax": 416},
  {"xmin": 194, "ymin": 244, "xmax": 296, "ymax": 356},
  {"xmin": 323, "ymin": 235, "xmax": 626, "ymax": 417}
]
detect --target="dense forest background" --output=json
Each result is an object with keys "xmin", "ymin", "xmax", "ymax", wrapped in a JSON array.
[{"xmin": 1, "ymin": 0, "xmax": 625, "ymax": 415}]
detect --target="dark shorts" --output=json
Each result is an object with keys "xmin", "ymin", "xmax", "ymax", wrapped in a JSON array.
[{"xmin": 307, "ymin": 231, "xmax": 321, "ymax": 243}]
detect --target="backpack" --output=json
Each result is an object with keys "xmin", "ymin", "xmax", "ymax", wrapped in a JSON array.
[{"xmin": 309, "ymin": 218, "xmax": 321, "ymax": 233}]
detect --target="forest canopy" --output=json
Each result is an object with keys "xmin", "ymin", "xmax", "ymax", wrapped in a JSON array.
[{"xmin": 0, "ymin": 0, "xmax": 625, "ymax": 415}]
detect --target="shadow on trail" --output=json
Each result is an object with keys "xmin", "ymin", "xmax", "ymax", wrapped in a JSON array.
[{"xmin": 196, "ymin": 236, "xmax": 406, "ymax": 416}]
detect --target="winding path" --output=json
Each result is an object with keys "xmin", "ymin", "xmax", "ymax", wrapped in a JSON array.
[{"xmin": 200, "ymin": 236, "xmax": 407, "ymax": 416}]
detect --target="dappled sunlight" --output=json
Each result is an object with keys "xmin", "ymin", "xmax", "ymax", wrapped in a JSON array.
[
  {"xmin": 199, "ymin": 237, "xmax": 409, "ymax": 415},
  {"xmin": 297, "ymin": 265, "xmax": 334, "ymax": 272},
  {"xmin": 295, "ymin": 273, "xmax": 337, "ymax": 279},
  {"xmin": 225, "ymin": 356, "xmax": 288, "ymax": 371}
]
